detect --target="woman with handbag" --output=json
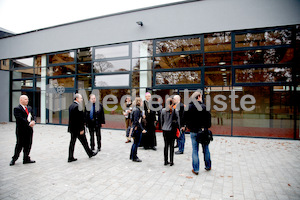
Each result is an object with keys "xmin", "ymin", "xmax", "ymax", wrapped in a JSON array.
[
  {"xmin": 160, "ymin": 98, "xmax": 180, "ymax": 166},
  {"xmin": 129, "ymin": 97, "xmax": 146, "ymax": 162}
]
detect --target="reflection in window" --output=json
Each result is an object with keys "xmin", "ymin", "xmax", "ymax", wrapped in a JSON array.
[
  {"xmin": 95, "ymin": 45, "xmax": 129, "ymax": 60},
  {"xmin": 233, "ymin": 48, "xmax": 294, "ymax": 65},
  {"xmin": 235, "ymin": 29, "xmax": 292, "ymax": 48},
  {"xmin": 156, "ymin": 71, "xmax": 201, "ymax": 85},
  {"xmin": 78, "ymin": 75, "xmax": 92, "ymax": 89},
  {"xmin": 13, "ymin": 57, "xmax": 34, "ymax": 68},
  {"xmin": 0, "ymin": 59, "xmax": 10, "ymax": 70},
  {"xmin": 132, "ymin": 41, "xmax": 153, "ymax": 58},
  {"xmin": 47, "ymin": 65, "xmax": 75, "ymax": 76},
  {"xmin": 77, "ymin": 48, "xmax": 92, "ymax": 62},
  {"xmin": 154, "ymin": 54, "xmax": 202, "ymax": 69},
  {"xmin": 205, "ymin": 52, "xmax": 231, "ymax": 66},
  {"xmin": 93, "ymin": 60, "xmax": 130, "ymax": 73},
  {"xmin": 35, "ymin": 55, "xmax": 42, "ymax": 67},
  {"xmin": 204, "ymin": 32, "xmax": 231, "ymax": 52},
  {"xmin": 13, "ymin": 68, "xmax": 34, "ymax": 79},
  {"xmin": 49, "ymin": 77, "xmax": 75, "ymax": 88},
  {"xmin": 156, "ymin": 37, "xmax": 201, "ymax": 54},
  {"xmin": 205, "ymin": 67, "xmax": 231, "ymax": 86},
  {"xmin": 13, "ymin": 80, "xmax": 34, "ymax": 90},
  {"xmin": 48, "ymin": 52, "xmax": 75, "ymax": 64},
  {"xmin": 235, "ymin": 67, "xmax": 292, "ymax": 83},
  {"xmin": 78, "ymin": 63, "xmax": 92, "ymax": 74},
  {"xmin": 94, "ymin": 74, "xmax": 129, "ymax": 87},
  {"xmin": 132, "ymin": 71, "xmax": 152, "ymax": 88},
  {"xmin": 132, "ymin": 58, "xmax": 152, "ymax": 71}
]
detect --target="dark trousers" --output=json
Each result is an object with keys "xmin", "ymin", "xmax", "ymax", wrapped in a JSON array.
[
  {"xmin": 163, "ymin": 131, "xmax": 175, "ymax": 163},
  {"xmin": 12, "ymin": 132, "xmax": 33, "ymax": 161},
  {"xmin": 130, "ymin": 131, "xmax": 142, "ymax": 160},
  {"xmin": 143, "ymin": 125, "xmax": 157, "ymax": 148},
  {"xmin": 88, "ymin": 124, "xmax": 101, "ymax": 150},
  {"xmin": 68, "ymin": 133, "xmax": 93, "ymax": 159}
]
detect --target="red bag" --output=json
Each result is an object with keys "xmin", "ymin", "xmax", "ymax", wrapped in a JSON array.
[{"xmin": 176, "ymin": 128, "xmax": 180, "ymax": 138}]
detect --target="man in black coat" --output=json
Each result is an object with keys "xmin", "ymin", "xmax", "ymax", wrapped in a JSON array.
[
  {"xmin": 10, "ymin": 95, "xmax": 36, "ymax": 166},
  {"xmin": 67, "ymin": 93, "xmax": 97, "ymax": 162},
  {"xmin": 85, "ymin": 94, "xmax": 105, "ymax": 151}
]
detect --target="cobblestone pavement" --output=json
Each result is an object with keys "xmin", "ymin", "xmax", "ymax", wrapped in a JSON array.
[{"xmin": 0, "ymin": 123, "xmax": 300, "ymax": 200}]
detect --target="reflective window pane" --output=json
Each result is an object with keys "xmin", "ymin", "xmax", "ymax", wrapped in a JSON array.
[
  {"xmin": 95, "ymin": 45, "xmax": 129, "ymax": 59},
  {"xmin": 205, "ymin": 67, "xmax": 231, "ymax": 86},
  {"xmin": 156, "ymin": 71, "xmax": 201, "ymax": 85},
  {"xmin": 156, "ymin": 37, "xmax": 201, "ymax": 54},
  {"xmin": 235, "ymin": 29, "xmax": 292, "ymax": 48},
  {"xmin": 13, "ymin": 68, "xmax": 34, "ymax": 79},
  {"xmin": 47, "ymin": 65, "xmax": 75, "ymax": 76},
  {"xmin": 132, "ymin": 71, "xmax": 152, "ymax": 88},
  {"xmin": 93, "ymin": 60, "xmax": 130, "ymax": 73},
  {"xmin": 48, "ymin": 52, "xmax": 75, "ymax": 64},
  {"xmin": 35, "ymin": 55, "xmax": 42, "ymax": 67},
  {"xmin": 132, "ymin": 58, "xmax": 153, "ymax": 71},
  {"xmin": 0, "ymin": 59, "xmax": 10, "ymax": 70},
  {"xmin": 235, "ymin": 67, "xmax": 292, "ymax": 83},
  {"xmin": 49, "ymin": 77, "xmax": 75, "ymax": 88},
  {"xmin": 233, "ymin": 48, "xmax": 294, "ymax": 65},
  {"xmin": 94, "ymin": 74, "xmax": 130, "ymax": 87},
  {"xmin": 204, "ymin": 32, "xmax": 231, "ymax": 52},
  {"xmin": 12, "ymin": 80, "xmax": 34, "ymax": 90},
  {"xmin": 13, "ymin": 57, "xmax": 34, "ymax": 68},
  {"xmin": 78, "ymin": 75, "xmax": 92, "ymax": 89},
  {"xmin": 154, "ymin": 54, "xmax": 202, "ymax": 69},
  {"xmin": 205, "ymin": 52, "xmax": 231, "ymax": 66},
  {"xmin": 78, "ymin": 63, "xmax": 92, "ymax": 74},
  {"xmin": 77, "ymin": 47, "xmax": 92, "ymax": 62},
  {"xmin": 132, "ymin": 40, "xmax": 153, "ymax": 57}
]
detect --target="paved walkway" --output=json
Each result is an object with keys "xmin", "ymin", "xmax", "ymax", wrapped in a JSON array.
[{"xmin": 0, "ymin": 123, "xmax": 300, "ymax": 200}]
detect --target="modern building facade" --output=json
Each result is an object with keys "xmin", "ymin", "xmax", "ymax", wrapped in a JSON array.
[{"xmin": 0, "ymin": 0, "xmax": 299, "ymax": 139}]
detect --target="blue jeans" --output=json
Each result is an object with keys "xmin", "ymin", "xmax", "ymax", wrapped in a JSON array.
[
  {"xmin": 130, "ymin": 131, "xmax": 142, "ymax": 160},
  {"xmin": 178, "ymin": 130, "xmax": 185, "ymax": 153},
  {"xmin": 190, "ymin": 132, "xmax": 211, "ymax": 172}
]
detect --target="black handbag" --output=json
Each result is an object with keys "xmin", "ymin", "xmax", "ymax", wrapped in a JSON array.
[{"xmin": 196, "ymin": 129, "xmax": 213, "ymax": 144}]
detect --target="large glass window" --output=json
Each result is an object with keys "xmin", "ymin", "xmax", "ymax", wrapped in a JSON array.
[
  {"xmin": 204, "ymin": 52, "xmax": 231, "ymax": 66},
  {"xmin": 94, "ymin": 44, "xmax": 129, "ymax": 60},
  {"xmin": 47, "ymin": 65, "xmax": 76, "ymax": 76},
  {"xmin": 154, "ymin": 54, "xmax": 202, "ymax": 69},
  {"xmin": 205, "ymin": 67, "xmax": 231, "ymax": 86},
  {"xmin": 48, "ymin": 52, "xmax": 75, "ymax": 65},
  {"xmin": 13, "ymin": 57, "xmax": 34, "ymax": 68},
  {"xmin": 156, "ymin": 37, "xmax": 201, "ymax": 54},
  {"xmin": 94, "ymin": 74, "xmax": 130, "ymax": 87},
  {"xmin": 49, "ymin": 77, "xmax": 75, "ymax": 88},
  {"xmin": 132, "ymin": 41, "xmax": 153, "ymax": 58},
  {"xmin": 204, "ymin": 32, "xmax": 231, "ymax": 52},
  {"xmin": 77, "ymin": 63, "xmax": 92, "ymax": 74},
  {"xmin": 12, "ymin": 79, "xmax": 33, "ymax": 90},
  {"xmin": 93, "ymin": 59, "xmax": 130, "ymax": 73},
  {"xmin": 78, "ymin": 75, "xmax": 92, "ymax": 89},
  {"xmin": 13, "ymin": 68, "xmax": 34, "ymax": 79},
  {"xmin": 77, "ymin": 47, "xmax": 92, "ymax": 62},
  {"xmin": 132, "ymin": 71, "xmax": 152, "ymax": 88},
  {"xmin": 235, "ymin": 66, "xmax": 292, "ymax": 83},
  {"xmin": 156, "ymin": 70, "xmax": 201, "ymax": 85}
]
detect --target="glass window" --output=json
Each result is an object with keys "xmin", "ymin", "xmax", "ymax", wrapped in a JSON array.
[
  {"xmin": 13, "ymin": 68, "xmax": 34, "ymax": 79},
  {"xmin": 132, "ymin": 40, "xmax": 153, "ymax": 57},
  {"xmin": 154, "ymin": 54, "xmax": 202, "ymax": 69},
  {"xmin": 12, "ymin": 79, "xmax": 34, "ymax": 90},
  {"xmin": 235, "ymin": 29, "xmax": 292, "ymax": 48},
  {"xmin": 233, "ymin": 86, "xmax": 294, "ymax": 138},
  {"xmin": 49, "ymin": 77, "xmax": 75, "ymax": 88},
  {"xmin": 132, "ymin": 71, "xmax": 152, "ymax": 88},
  {"xmin": 78, "ymin": 75, "xmax": 92, "ymax": 89},
  {"xmin": 78, "ymin": 63, "xmax": 92, "ymax": 74},
  {"xmin": 94, "ymin": 74, "xmax": 130, "ymax": 87},
  {"xmin": 47, "ymin": 65, "xmax": 76, "ymax": 76},
  {"xmin": 48, "ymin": 52, "xmax": 75, "ymax": 64},
  {"xmin": 235, "ymin": 66, "xmax": 292, "ymax": 83},
  {"xmin": 132, "ymin": 58, "xmax": 153, "ymax": 71},
  {"xmin": 77, "ymin": 47, "xmax": 92, "ymax": 62},
  {"xmin": 13, "ymin": 57, "xmax": 34, "ymax": 68},
  {"xmin": 205, "ymin": 52, "xmax": 231, "ymax": 66},
  {"xmin": 93, "ymin": 59, "xmax": 130, "ymax": 73},
  {"xmin": 35, "ymin": 55, "xmax": 42, "ymax": 67},
  {"xmin": 205, "ymin": 67, "xmax": 231, "ymax": 86},
  {"xmin": 156, "ymin": 37, "xmax": 201, "ymax": 54},
  {"xmin": 233, "ymin": 48, "xmax": 294, "ymax": 65},
  {"xmin": 156, "ymin": 70, "xmax": 201, "ymax": 85},
  {"xmin": 204, "ymin": 32, "xmax": 231, "ymax": 52},
  {"xmin": 0, "ymin": 59, "xmax": 10, "ymax": 70},
  {"xmin": 95, "ymin": 44, "xmax": 129, "ymax": 60}
]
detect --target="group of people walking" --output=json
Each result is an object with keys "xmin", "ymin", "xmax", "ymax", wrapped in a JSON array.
[{"xmin": 10, "ymin": 91, "xmax": 212, "ymax": 175}]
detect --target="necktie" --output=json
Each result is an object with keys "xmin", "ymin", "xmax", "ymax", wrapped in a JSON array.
[
  {"xmin": 90, "ymin": 104, "xmax": 95, "ymax": 120},
  {"xmin": 25, "ymin": 107, "xmax": 29, "ymax": 115}
]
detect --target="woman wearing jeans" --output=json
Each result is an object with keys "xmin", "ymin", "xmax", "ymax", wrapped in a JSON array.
[{"xmin": 129, "ymin": 97, "xmax": 146, "ymax": 162}]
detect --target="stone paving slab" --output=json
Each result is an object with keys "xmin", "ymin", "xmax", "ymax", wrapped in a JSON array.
[{"xmin": 0, "ymin": 123, "xmax": 300, "ymax": 200}]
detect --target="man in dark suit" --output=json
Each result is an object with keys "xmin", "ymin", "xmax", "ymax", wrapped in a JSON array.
[
  {"xmin": 68, "ymin": 93, "xmax": 97, "ymax": 162},
  {"xmin": 10, "ymin": 95, "xmax": 36, "ymax": 166},
  {"xmin": 85, "ymin": 94, "xmax": 105, "ymax": 151}
]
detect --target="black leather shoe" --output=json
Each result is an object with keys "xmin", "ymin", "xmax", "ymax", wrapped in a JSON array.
[
  {"xmin": 175, "ymin": 151, "xmax": 183, "ymax": 155},
  {"xmin": 97, "ymin": 148, "xmax": 101, "ymax": 152},
  {"xmin": 170, "ymin": 162, "xmax": 174, "ymax": 166},
  {"xmin": 205, "ymin": 167, "xmax": 211, "ymax": 171},
  {"xmin": 23, "ymin": 160, "xmax": 36, "ymax": 164},
  {"xmin": 152, "ymin": 147, "xmax": 157, "ymax": 151},
  {"xmin": 68, "ymin": 158, "xmax": 78, "ymax": 162},
  {"xmin": 9, "ymin": 160, "xmax": 15, "ymax": 166},
  {"xmin": 89, "ymin": 151, "xmax": 98, "ymax": 158},
  {"xmin": 164, "ymin": 161, "xmax": 170, "ymax": 166},
  {"xmin": 133, "ymin": 158, "xmax": 142, "ymax": 162}
]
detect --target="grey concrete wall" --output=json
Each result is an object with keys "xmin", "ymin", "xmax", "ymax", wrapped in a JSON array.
[
  {"xmin": 0, "ymin": 70, "xmax": 9, "ymax": 122},
  {"xmin": 0, "ymin": 0, "xmax": 300, "ymax": 59}
]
